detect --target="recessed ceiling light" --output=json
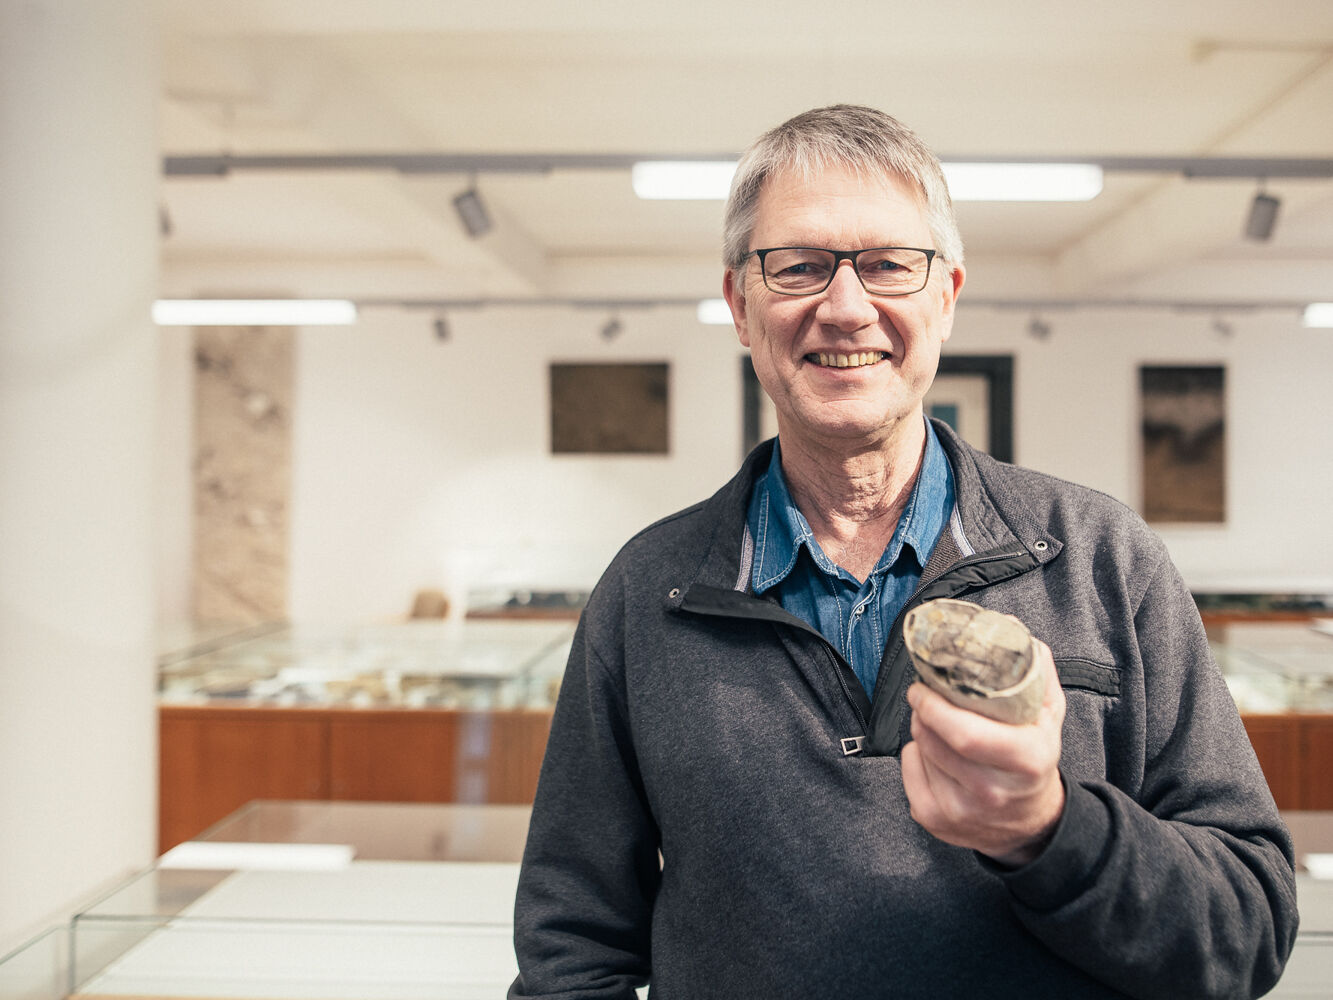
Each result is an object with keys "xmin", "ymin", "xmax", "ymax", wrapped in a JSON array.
[
  {"xmin": 632, "ymin": 161, "xmax": 738, "ymax": 200},
  {"xmin": 152, "ymin": 299, "xmax": 358, "ymax": 326},
  {"xmin": 942, "ymin": 162, "xmax": 1103, "ymax": 202},
  {"xmin": 696, "ymin": 299, "xmax": 734, "ymax": 325},
  {"xmin": 632, "ymin": 160, "xmax": 1103, "ymax": 202},
  {"xmin": 1303, "ymin": 303, "xmax": 1333, "ymax": 328}
]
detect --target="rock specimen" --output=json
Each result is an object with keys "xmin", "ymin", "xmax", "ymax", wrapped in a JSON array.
[{"xmin": 902, "ymin": 598, "xmax": 1043, "ymax": 724}]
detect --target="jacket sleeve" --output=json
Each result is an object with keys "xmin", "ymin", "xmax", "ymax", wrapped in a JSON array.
[
  {"xmin": 994, "ymin": 552, "xmax": 1300, "ymax": 999},
  {"xmin": 509, "ymin": 596, "xmax": 660, "ymax": 1000}
]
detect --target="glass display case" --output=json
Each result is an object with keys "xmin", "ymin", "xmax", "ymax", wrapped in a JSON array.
[
  {"xmin": 70, "ymin": 865, "xmax": 518, "ymax": 998},
  {"xmin": 190, "ymin": 799, "xmax": 532, "ymax": 862},
  {"xmin": 159, "ymin": 619, "xmax": 575, "ymax": 711},
  {"xmin": 1211, "ymin": 619, "xmax": 1333, "ymax": 714},
  {"xmin": 3, "ymin": 804, "xmax": 1333, "ymax": 998},
  {"xmin": 155, "ymin": 612, "xmax": 1333, "ymax": 717},
  {"xmin": 71, "ymin": 803, "xmax": 529, "ymax": 1000},
  {"xmin": 0, "ymin": 926, "xmax": 68, "ymax": 1000}
]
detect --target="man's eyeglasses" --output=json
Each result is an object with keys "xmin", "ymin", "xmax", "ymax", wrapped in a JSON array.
[{"xmin": 750, "ymin": 246, "xmax": 938, "ymax": 297}]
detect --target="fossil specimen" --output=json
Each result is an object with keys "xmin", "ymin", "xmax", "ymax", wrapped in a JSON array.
[{"xmin": 902, "ymin": 598, "xmax": 1042, "ymax": 724}]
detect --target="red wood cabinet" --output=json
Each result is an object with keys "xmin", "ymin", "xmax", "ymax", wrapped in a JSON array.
[
  {"xmin": 159, "ymin": 705, "xmax": 552, "ymax": 852},
  {"xmin": 1241, "ymin": 714, "xmax": 1333, "ymax": 810}
]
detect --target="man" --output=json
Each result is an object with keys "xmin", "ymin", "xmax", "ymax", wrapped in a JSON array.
[{"xmin": 510, "ymin": 106, "xmax": 1298, "ymax": 999}]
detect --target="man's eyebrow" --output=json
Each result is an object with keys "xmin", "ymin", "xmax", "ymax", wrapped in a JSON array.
[{"xmin": 762, "ymin": 239, "xmax": 906, "ymax": 249}]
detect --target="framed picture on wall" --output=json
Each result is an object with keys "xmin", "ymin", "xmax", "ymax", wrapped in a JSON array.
[
  {"xmin": 550, "ymin": 362, "xmax": 670, "ymax": 455},
  {"xmin": 925, "ymin": 355, "xmax": 1014, "ymax": 462},
  {"xmin": 1139, "ymin": 365, "xmax": 1225, "ymax": 523}
]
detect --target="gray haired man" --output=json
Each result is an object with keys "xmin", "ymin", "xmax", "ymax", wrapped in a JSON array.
[{"xmin": 510, "ymin": 105, "xmax": 1297, "ymax": 1000}]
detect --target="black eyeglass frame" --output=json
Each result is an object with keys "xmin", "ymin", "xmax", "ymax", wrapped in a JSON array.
[{"xmin": 749, "ymin": 246, "xmax": 939, "ymax": 297}]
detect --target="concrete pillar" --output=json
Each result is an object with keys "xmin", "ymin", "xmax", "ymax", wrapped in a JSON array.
[{"xmin": 0, "ymin": 0, "xmax": 159, "ymax": 949}]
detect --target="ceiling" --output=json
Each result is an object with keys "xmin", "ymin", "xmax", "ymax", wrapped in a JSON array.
[{"xmin": 157, "ymin": 1, "xmax": 1333, "ymax": 318}]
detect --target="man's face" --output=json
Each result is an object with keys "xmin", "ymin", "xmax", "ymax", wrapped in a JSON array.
[{"xmin": 724, "ymin": 164, "xmax": 965, "ymax": 449}]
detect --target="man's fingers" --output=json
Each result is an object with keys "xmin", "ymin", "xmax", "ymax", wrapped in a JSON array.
[
  {"xmin": 908, "ymin": 681, "xmax": 1051, "ymax": 776},
  {"xmin": 1035, "ymin": 639, "xmax": 1067, "ymax": 722}
]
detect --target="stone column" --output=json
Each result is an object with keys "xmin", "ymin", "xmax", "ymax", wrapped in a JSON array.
[
  {"xmin": 0, "ymin": 0, "xmax": 159, "ymax": 948},
  {"xmin": 192, "ymin": 325, "xmax": 293, "ymax": 624}
]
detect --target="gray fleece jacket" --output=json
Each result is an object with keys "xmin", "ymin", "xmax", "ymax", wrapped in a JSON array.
[{"xmin": 511, "ymin": 423, "xmax": 1298, "ymax": 999}]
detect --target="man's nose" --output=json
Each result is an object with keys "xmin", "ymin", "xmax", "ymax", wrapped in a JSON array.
[{"xmin": 818, "ymin": 261, "xmax": 879, "ymax": 328}]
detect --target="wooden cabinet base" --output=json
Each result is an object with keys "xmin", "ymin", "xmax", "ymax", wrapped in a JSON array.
[
  {"xmin": 159, "ymin": 706, "xmax": 553, "ymax": 853},
  {"xmin": 1242, "ymin": 714, "xmax": 1333, "ymax": 810}
]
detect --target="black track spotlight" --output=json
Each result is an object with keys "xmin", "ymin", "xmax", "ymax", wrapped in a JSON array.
[
  {"xmin": 1244, "ymin": 189, "xmax": 1280, "ymax": 242},
  {"xmin": 453, "ymin": 186, "xmax": 493, "ymax": 238}
]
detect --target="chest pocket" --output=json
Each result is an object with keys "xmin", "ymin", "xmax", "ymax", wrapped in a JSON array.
[
  {"xmin": 1055, "ymin": 657, "xmax": 1120, "ymax": 697},
  {"xmin": 877, "ymin": 654, "xmax": 1120, "ymax": 756}
]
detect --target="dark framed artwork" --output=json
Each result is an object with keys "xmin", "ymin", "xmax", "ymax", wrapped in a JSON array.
[
  {"xmin": 1140, "ymin": 365, "xmax": 1225, "ymax": 523},
  {"xmin": 740, "ymin": 356, "xmax": 770, "ymax": 457},
  {"xmin": 550, "ymin": 362, "xmax": 670, "ymax": 455},
  {"xmin": 927, "ymin": 355, "xmax": 1014, "ymax": 463}
]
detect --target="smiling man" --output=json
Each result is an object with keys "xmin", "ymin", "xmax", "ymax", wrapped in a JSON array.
[{"xmin": 510, "ymin": 106, "xmax": 1297, "ymax": 999}]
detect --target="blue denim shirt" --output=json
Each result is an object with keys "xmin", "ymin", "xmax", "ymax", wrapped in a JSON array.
[{"xmin": 745, "ymin": 422, "xmax": 954, "ymax": 698}]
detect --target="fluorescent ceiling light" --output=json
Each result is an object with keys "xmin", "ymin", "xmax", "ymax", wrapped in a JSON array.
[
  {"xmin": 697, "ymin": 299, "xmax": 734, "ymax": 325},
  {"xmin": 152, "ymin": 299, "xmax": 358, "ymax": 326},
  {"xmin": 633, "ymin": 160, "xmax": 1102, "ymax": 202},
  {"xmin": 942, "ymin": 162, "xmax": 1103, "ymax": 201},
  {"xmin": 1303, "ymin": 303, "xmax": 1333, "ymax": 328},
  {"xmin": 633, "ymin": 161, "xmax": 738, "ymax": 200}
]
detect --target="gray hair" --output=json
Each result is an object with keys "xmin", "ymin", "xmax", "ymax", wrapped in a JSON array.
[{"xmin": 722, "ymin": 105, "xmax": 964, "ymax": 277}]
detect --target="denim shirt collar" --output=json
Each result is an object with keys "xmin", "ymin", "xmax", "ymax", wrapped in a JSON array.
[{"xmin": 748, "ymin": 420, "xmax": 953, "ymax": 591}]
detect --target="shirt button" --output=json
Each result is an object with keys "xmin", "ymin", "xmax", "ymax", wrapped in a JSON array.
[{"xmin": 853, "ymin": 605, "xmax": 865, "ymax": 616}]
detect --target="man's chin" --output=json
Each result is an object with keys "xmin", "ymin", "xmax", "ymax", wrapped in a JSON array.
[{"xmin": 781, "ymin": 403, "xmax": 924, "ymax": 447}]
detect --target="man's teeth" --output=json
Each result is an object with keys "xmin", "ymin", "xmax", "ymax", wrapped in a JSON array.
[{"xmin": 812, "ymin": 352, "xmax": 886, "ymax": 368}]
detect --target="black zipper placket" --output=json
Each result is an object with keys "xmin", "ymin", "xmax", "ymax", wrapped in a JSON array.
[
  {"xmin": 677, "ymin": 544, "xmax": 1041, "ymax": 756},
  {"xmin": 819, "ymin": 642, "xmax": 870, "ymax": 735},
  {"xmin": 676, "ymin": 586, "xmax": 871, "ymax": 736}
]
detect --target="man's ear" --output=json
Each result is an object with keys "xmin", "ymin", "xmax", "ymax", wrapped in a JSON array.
[
  {"xmin": 722, "ymin": 268, "xmax": 750, "ymax": 347},
  {"xmin": 938, "ymin": 263, "xmax": 966, "ymax": 343}
]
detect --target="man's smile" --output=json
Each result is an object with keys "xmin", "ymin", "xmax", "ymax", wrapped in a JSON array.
[{"xmin": 804, "ymin": 351, "xmax": 890, "ymax": 368}]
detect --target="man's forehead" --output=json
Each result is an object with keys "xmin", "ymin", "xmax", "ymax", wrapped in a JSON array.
[
  {"xmin": 752, "ymin": 164, "xmax": 931, "ymax": 240},
  {"xmin": 759, "ymin": 162, "xmax": 926, "ymax": 202}
]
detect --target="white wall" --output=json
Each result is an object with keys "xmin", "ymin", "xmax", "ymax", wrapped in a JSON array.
[
  {"xmin": 158, "ymin": 302, "xmax": 1333, "ymax": 630},
  {"xmin": 949, "ymin": 306, "xmax": 1333, "ymax": 593},
  {"xmin": 0, "ymin": 0, "xmax": 158, "ymax": 953},
  {"xmin": 288, "ymin": 308, "xmax": 745, "ymax": 623}
]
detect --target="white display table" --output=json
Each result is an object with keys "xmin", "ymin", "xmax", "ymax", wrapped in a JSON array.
[{"xmin": 73, "ymin": 861, "xmax": 520, "ymax": 999}]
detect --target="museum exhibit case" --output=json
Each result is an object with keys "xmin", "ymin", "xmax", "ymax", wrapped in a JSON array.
[
  {"xmin": 155, "ymin": 609, "xmax": 1333, "ymax": 851},
  {"xmin": 1, "ymin": 800, "xmax": 1331, "ymax": 999},
  {"xmin": 1, "ymin": 802, "xmax": 530, "ymax": 999},
  {"xmin": 1208, "ymin": 618, "xmax": 1333, "ymax": 810},
  {"xmin": 157, "ymin": 619, "xmax": 573, "ymax": 850}
]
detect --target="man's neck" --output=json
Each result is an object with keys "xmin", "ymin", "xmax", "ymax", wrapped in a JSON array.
[{"xmin": 776, "ymin": 418, "xmax": 928, "ymax": 581}]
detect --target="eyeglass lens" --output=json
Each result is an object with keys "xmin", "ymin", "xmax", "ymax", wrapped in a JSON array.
[{"xmin": 761, "ymin": 248, "xmax": 932, "ymax": 295}]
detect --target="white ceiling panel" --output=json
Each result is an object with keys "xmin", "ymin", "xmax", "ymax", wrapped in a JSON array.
[{"xmin": 158, "ymin": 0, "xmax": 1333, "ymax": 310}]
